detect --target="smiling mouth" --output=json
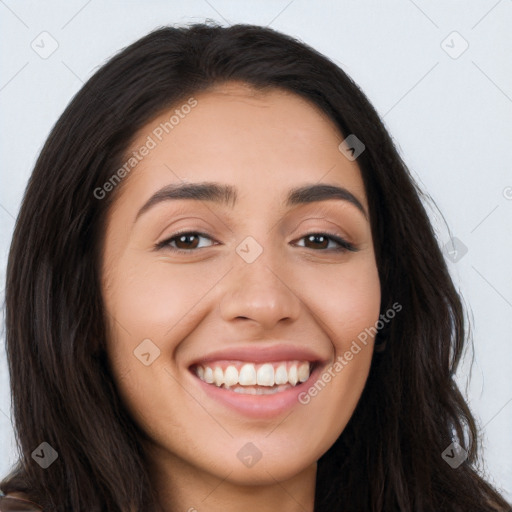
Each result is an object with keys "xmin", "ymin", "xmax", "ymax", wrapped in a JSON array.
[{"xmin": 190, "ymin": 360, "xmax": 317, "ymax": 395}]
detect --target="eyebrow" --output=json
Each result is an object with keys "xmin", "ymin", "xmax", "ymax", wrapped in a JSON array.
[{"xmin": 134, "ymin": 181, "xmax": 368, "ymax": 222}]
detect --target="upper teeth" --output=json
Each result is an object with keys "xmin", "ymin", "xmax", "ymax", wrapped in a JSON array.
[{"xmin": 194, "ymin": 361, "xmax": 311, "ymax": 388}]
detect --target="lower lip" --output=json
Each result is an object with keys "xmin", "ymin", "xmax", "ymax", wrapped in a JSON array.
[{"xmin": 189, "ymin": 363, "xmax": 323, "ymax": 419}]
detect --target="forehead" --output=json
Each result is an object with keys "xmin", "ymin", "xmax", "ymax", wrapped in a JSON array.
[{"xmin": 113, "ymin": 81, "xmax": 367, "ymax": 214}]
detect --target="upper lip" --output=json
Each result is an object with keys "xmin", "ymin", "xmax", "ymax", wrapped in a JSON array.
[{"xmin": 188, "ymin": 343, "xmax": 329, "ymax": 367}]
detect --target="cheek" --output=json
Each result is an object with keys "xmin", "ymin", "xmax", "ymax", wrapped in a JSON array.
[
  {"xmin": 104, "ymin": 254, "xmax": 221, "ymax": 342},
  {"xmin": 102, "ymin": 254, "xmax": 229, "ymax": 412},
  {"xmin": 294, "ymin": 257, "xmax": 380, "ymax": 436},
  {"xmin": 101, "ymin": 255, "xmax": 194, "ymax": 393},
  {"xmin": 303, "ymin": 254, "xmax": 381, "ymax": 350}
]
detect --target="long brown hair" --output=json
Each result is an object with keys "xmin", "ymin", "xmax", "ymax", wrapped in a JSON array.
[{"xmin": 1, "ymin": 22, "xmax": 510, "ymax": 511}]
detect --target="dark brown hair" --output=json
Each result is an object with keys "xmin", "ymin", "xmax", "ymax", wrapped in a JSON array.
[{"xmin": 1, "ymin": 22, "xmax": 510, "ymax": 512}]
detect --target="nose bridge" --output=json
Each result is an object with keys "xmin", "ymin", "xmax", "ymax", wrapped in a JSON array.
[{"xmin": 218, "ymin": 236, "xmax": 302, "ymax": 328}]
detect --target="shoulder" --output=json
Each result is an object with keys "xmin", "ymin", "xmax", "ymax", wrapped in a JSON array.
[{"xmin": 0, "ymin": 493, "xmax": 43, "ymax": 511}]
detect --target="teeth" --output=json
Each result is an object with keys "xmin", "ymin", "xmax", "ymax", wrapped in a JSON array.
[
  {"xmin": 274, "ymin": 364, "xmax": 288, "ymax": 385},
  {"xmin": 213, "ymin": 367, "xmax": 224, "ymax": 386},
  {"xmin": 194, "ymin": 360, "xmax": 312, "ymax": 389},
  {"xmin": 232, "ymin": 384, "xmax": 289, "ymax": 395},
  {"xmin": 298, "ymin": 362, "xmax": 309, "ymax": 382},
  {"xmin": 239, "ymin": 364, "xmax": 257, "ymax": 385},
  {"xmin": 256, "ymin": 363, "xmax": 274, "ymax": 386},
  {"xmin": 288, "ymin": 365, "xmax": 298, "ymax": 386},
  {"xmin": 204, "ymin": 366, "xmax": 214, "ymax": 384},
  {"xmin": 224, "ymin": 365, "xmax": 238, "ymax": 387}
]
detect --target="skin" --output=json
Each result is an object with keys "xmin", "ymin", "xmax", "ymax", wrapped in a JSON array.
[{"xmin": 101, "ymin": 82, "xmax": 381, "ymax": 512}]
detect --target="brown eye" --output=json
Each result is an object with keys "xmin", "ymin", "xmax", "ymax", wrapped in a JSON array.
[
  {"xmin": 304, "ymin": 234, "xmax": 330, "ymax": 250},
  {"xmin": 157, "ymin": 231, "xmax": 216, "ymax": 253},
  {"xmin": 295, "ymin": 233, "xmax": 357, "ymax": 252},
  {"xmin": 174, "ymin": 233, "xmax": 200, "ymax": 250}
]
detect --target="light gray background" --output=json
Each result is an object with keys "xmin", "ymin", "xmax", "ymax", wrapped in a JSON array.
[{"xmin": 1, "ymin": 0, "xmax": 511, "ymax": 501}]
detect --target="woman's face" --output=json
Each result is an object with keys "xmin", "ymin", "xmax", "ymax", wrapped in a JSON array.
[{"xmin": 101, "ymin": 82, "xmax": 381, "ymax": 486}]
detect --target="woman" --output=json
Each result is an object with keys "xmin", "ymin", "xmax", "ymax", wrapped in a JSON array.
[{"xmin": 1, "ymin": 23, "xmax": 510, "ymax": 512}]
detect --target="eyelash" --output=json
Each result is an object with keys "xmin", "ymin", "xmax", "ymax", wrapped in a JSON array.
[{"xmin": 155, "ymin": 230, "xmax": 358, "ymax": 254}]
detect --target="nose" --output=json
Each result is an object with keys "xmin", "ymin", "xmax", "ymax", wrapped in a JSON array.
[{"xmin": 219, "ymin": 252, "xmax": 302, "ymax": 330}]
